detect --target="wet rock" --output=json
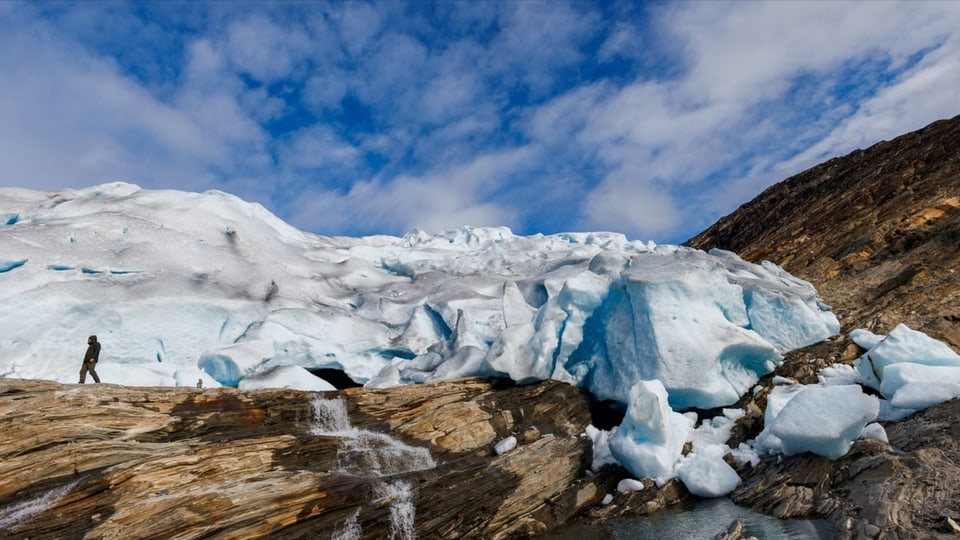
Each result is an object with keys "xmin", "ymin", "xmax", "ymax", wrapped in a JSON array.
[
  {"xmin": 690, "ymin": 114, "xmax": 960, "ymax": 539},
  {"xmin": 0, "ymin": 377, "xmax": 596, "ymax": 539},
  {"xmin": 715, "ymin": 516, "xmax": 743, "ymax": 540},
  {"xmin": 732, "ymin": 400, "xmax": 960, "ymax": 539}
]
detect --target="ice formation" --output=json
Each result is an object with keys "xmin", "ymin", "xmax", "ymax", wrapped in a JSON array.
[{"xmin": 0, "ymin": 183, "xmax": 839, "ymax": 411}]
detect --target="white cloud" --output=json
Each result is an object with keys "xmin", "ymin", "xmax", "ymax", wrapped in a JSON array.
[
  {"xmin": 2, "ymin": 0, "xmax": 960, "ymax": 244},
  {"xmin": 286, "ymin": 148, "xmax": 532, "ymax": 235},
  {"xmin": 223, "ymin": 13, "xmax": 312, "ymax": 83},
  {"xmin": 279, "ymin": 126, "xmax": 359, "ymax": 172},
  {"xmin": 0, "ymin": 18, "xmax": 220, "ymax": 191},
  {"xmin": 528, "ymin": 0, "xmax": 960, "ymax": 240},
  {"xmin": 303, "ymin": 70, "xmax": 349, "ymax": 112},
  {"xmin": 333, "ymin": 1, "xmax": 384, "ymax": 59},
  {"xmin": 581, "ymin": 175, "xmax": 682, "ymax": 239},
  {"xmin": 490, "ymin": 2, "xmax": 599, "ymax": 93}
]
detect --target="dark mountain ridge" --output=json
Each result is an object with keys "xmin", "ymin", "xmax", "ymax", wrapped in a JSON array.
[
  {"xmin": 688, "ymin": 114, "xmax": 960, "ymax": 350},
  {"xmin": 689, "ymin": 113, "xmax": 960, "ymax": 538}
]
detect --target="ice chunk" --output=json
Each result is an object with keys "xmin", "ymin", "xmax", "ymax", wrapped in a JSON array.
[
  {"xmin": 608, "ymin": 380, "xmax": 694, "ymax": 480},
  {"xmin": 584, "ymin": 425, "xmax": 619, "ymax": 471},
  {"xmin": 860, "ymin": 423, "xmax": 888, "ymax": 444},
  {"xmin": 677, "ymin": 444, "xmax": 741, "ymax": 498},
  {"xmin": 850, "ymin": 328, "xmax": 884, "ymax": 351},
  {"xmin": 855, "ymin": 324, "xmax": 960, "ymax": 391},
  {"xmin": 817, "ymin": 363, "xmax": 862, "ymax": 386},
  {"xmin": 494, "ymin": 436, "xmax": 517, "ymax": 455},
  {"xmin": 890, "ymin": 381, "xmax": 960, "ymax": 410},
  {"xmin": 688, "ymin": 409, "xmax": 743, "ymax": 451},
  {"xmin": 880, "ymin": 363, "xmax": 960, "ymax": 403},
  {"xmin": 616, "ymin": 478, "xmax": 644, "ymax": 493},
  {"xmin": 770, "ymin": 385, "xmax": 879, "ymax": 459},
  {"xmin": 878, "ymin": 399, "xmax": 918, "ymax": 422}
]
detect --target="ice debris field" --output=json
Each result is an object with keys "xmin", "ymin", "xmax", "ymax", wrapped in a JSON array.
[{"xmin": 3, "ymin": 183, "xmax": 959, "ymax": 497}]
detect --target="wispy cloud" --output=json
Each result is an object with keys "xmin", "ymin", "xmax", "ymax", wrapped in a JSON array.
[{"xmin": 0, "ymin": 1, "xmax": 958, "ymax": 243}]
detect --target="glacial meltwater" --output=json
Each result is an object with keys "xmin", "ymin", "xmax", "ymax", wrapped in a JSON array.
[
  {"xmin": 311, "ymin": 396, "xmax": 435, "ymax": 540},
  {"xmin": 547, "ymin": 497, "xmax": 832, "ymax": 539}
]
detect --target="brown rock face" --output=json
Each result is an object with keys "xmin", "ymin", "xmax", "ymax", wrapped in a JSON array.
[
  {"xmin": 688, "ymin": 114, "xmax": 960, "ymax": 538},
  {"xmin": 687, "ymin": 113, "xmax": 960, "ymax": 348},
  {"xmin": 0, "ymin": 378, "xmax": 607, "ymax": 539}
]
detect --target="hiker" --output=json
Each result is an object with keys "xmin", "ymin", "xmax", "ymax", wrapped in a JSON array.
[{"xmin": 79, "ymin": 335, "xmax": 101, "ymax": 384}]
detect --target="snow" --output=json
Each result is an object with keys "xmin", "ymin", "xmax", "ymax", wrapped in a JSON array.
[{"xmin": 0, "ymin": 183, "xmax": 838, "ymax": 411}]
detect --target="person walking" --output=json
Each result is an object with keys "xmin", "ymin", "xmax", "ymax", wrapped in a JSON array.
[{"xmin": 79, "ymin": 335, "xmax": 101, "ymax": 384}]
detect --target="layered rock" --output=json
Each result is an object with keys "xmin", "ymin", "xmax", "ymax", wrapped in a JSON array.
[
  {"xmin": 0, "ymin": 378, "xmax": 609, "ymax": 539},
  {"xmin": 732, "ymin": 398, "xmax": 960, "ymax": 539},
  {"xmin": 687, "ymin": 113, "xmax": 960, "ymax": 349},
  {"xmin": 688, "ymin": 114, "xmax": 960, "ymax": 537}
]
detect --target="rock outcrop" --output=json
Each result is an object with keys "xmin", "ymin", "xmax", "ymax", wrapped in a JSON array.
[
  {"xmin": 687, "ymin": 113, "xmax": 960, "ymax": 350},
  {"xmin": 0, "ymin": 378, "xmax": 611, "ymax": 539},
  {"xmin": 688, "ymin": 114, "xmax": 960, "ymax": 538},
  {"xmin": 732, "ymin": 398, "xmax": 960, "ymax": 539}
]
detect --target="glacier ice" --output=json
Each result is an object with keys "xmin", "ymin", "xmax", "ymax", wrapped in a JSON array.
[
  {"xmin": 676, "ymin": 444, "xmax": 741, "ymax": 498},
  {"xmin": 608, "ymin": 380, "xmax": 694, "ymax": 480},
  {"xmin": 765, "ymin": 384, "xmax": 879, "ymax": 460},
  {"xmin": 854, "ymin": 324, "xmax": 960, "ymax": 411},
  {"xmin": 0, "ymin": 183, "xmax": 840, "ymax": 411}
]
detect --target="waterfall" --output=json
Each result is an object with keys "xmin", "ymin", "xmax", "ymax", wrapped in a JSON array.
[
  {"xmin": 310, "ymin": 396, "xmax": 435, "ymax": 476},
  {"xmin": 375, "ymin": 480, "xmax": 417, "ymax": 540},
  {"xmin": 311, "ymin": 395, "xmax": 354, "ymax": 435},
  {"xmin": 331, "ymin": 508, "xmax": 362, "ymax": 540},
  {"xmin": 311, "ymin": 396, "xmax": 434, "ymax": 539},
  {"xmin": 0, "ymin": 481, "xmax": 77, "ymax": 531}
]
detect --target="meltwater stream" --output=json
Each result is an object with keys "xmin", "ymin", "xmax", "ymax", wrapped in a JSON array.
[
  {"xmin": 311, "ymin": 396, "xmax": 434, "ymax": 540},
  {"xmin": 547, "ymin": 496, "xmax": 832, "ymax": 539}
]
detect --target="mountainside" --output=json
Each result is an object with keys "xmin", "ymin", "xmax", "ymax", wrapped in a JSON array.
[
  {"xmin": 689, "ymin": 114, "xmax": 960, "ymax": 538},
  {"xmin": 687, "ymin": 113, "xmax": 960, "ymax": 350}
]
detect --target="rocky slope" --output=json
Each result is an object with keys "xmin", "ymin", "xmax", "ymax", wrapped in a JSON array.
[
  {"xmin": 688, "ymin": 113, "xmax": 960, "ymax": 538},
  {"xmin": 0, "ymin": 377, "xmax": 634, "ymax": 539},
  {"xmin": 687, "ymin": 113, "xmax": 960, "ymax": 349}
]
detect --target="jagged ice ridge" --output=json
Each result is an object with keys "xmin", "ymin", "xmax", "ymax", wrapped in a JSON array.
[{"xmin": 0, "ymin": 182, "xmax": 840, "ymax": 411}]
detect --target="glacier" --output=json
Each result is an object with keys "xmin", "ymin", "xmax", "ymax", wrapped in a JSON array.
[
  {"xmin": 7, "ymin": 182, "xmax": 960, "ymax": 504},
  {"xmin": 0, "ymin": 182, "xmax": 840, "ymax": 410}
]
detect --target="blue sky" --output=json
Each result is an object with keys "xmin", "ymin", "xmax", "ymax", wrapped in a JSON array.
[{"xmin": 1, "ymin": 1, "xmax": 959, "ymax": 243}]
